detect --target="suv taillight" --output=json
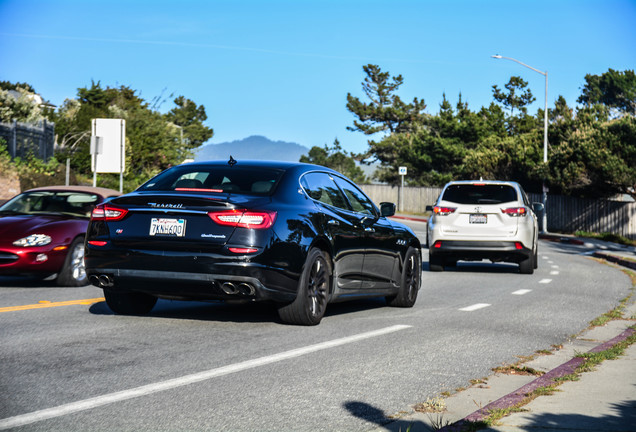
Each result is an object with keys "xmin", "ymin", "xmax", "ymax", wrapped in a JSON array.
[
  {"xmin": 433, "ymin": 206, "xmax": 456, "ymax": 216},
  {"xmin": 501, "ymin": 207, "xmax": 527, "ymax": 217}
]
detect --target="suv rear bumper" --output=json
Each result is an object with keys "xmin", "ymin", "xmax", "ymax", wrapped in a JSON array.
[{"xmin": 429, "ymin": 240, "xmax": 532, "ymax": 263}]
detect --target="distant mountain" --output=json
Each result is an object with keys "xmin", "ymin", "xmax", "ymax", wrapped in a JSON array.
[{"xmin": 194, "ymin": 135, "xmax": 309, "ymax": 162}]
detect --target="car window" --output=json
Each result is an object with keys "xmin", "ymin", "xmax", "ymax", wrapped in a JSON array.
[
  {"xmin": 331, "ymin": 175, "xmax": 377, "ymax": 216},
  {"xmin": 300, "ymin": 172, "xmax": 349, "ymax": 210},
  {"xmin": 139, "ymin": 167, "xmax": 283, "ymax": 195},
  {"xmin": 441, "ymin": 184, "xmax": 518, "ymax": 205},
  {"xmin": 0, "ymin": 191, "xmax": 99, "ymax": 217}
]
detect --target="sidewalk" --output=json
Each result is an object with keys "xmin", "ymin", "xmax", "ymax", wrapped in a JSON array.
[{"xmin": 373, "ymin": 234, "xmax": 636, "ymax": 432}]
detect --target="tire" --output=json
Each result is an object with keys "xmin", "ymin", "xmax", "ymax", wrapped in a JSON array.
[
  {"xmin": 278, "ymin": 248, "xmax": 331, "ymax": 326},
  {"xmin": 429, "ymin": 253, "xmax": 444, "ymax": 272},
  {"xmin": 533, "ymin": 241, "xmax": 539, "ymax": 269},
  {"xmin": 104, "ymin": 289, "xmax": 157, "ymax": 315},
  {"xmin": 519, "ymin": 255, "xmax": 534, "ymax": 274},
  {"xmin": 56, "ymin": 236, "xmax": 88, "ymax": 287},
  {"xmin": 387, "ymin": 247, "xmax": 421, "ymax": 307}
]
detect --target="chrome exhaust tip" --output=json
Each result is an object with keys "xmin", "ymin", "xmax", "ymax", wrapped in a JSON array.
[
  {"xmin": 237, "ymin": 283, "xmax": 255, "ymax": 296},
  {"xmin": 97, "ymin": 274, "xmax": 114, "ymax": 288},
  {"xmin": 221, "ymin": 282, "xmax": 238, "ymax": 295}
]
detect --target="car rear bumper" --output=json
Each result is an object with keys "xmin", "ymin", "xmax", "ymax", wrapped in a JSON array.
[
  {"xmin": 85, "ymin": 253, "xmax": 299, "ymax": 303},
  {"xmin": 429, "ymin": 240, "xmax": 533, "ymax": 263}
]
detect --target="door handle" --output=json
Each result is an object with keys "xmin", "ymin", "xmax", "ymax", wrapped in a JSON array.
[
  {"xmin": 328, "ymin": 220, "xmax": 340, "ymax": 226},
  {"xmin": 364, "ymin": 227, "xmax": 375, "ymax": 232}
]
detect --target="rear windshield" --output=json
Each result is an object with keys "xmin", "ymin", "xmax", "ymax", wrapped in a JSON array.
[
  {"xmin": 441, "ymin": 184, "xmax": 518, "ymax": 205},
  {"xmin": 138, "ymin": 166, "xmax": 284, "ymax": 195}
]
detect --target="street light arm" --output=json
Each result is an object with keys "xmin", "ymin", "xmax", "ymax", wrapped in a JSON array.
[{"xmin": 491, "ymin": 54, "xmax": 546, "ymax": 76}]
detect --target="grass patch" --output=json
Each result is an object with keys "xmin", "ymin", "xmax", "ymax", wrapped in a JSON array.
[
  {"xmin": 575, "ymin": 330, "xmax": 636, "ymax": 373},
  {"xmin": 575, "ymin": 230, "xmax": 636, "ymax": 247}
]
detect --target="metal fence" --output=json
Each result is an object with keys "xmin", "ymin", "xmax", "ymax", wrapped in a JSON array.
[
  {"xmin": 0, "ymin": 120, "xmax": 55, "ymax": 161},
  {"xmin": 360, "ymin": 184, "xmax": 636, "ymax": 239}
]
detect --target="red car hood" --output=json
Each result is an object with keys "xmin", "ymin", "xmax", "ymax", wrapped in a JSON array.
[{"xmin": 0, "ymin": 214, "xmax": 87, "ymax": 245}]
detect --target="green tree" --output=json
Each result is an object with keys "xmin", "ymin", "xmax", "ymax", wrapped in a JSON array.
[
  {"xmin": 578, "ymin": 69, "xmax": 636, "ymax": 116},
  {"xmin": 492, "ymin": 76, "xmax": 538, "ymax": 134},
  {"xmin": 346, "ymin": 64, "xmax": 427, "ymax": 136},
  {"xmin": 300, "ymin": 139, "xmax": 367, "ymax": 183},
  {"xmin": 0, "ymin": 85, "xmax": 47, "ymax": 123},
  {"xmin": 164, "ymin": 95, "xmax": 214, "ymax": 158}
]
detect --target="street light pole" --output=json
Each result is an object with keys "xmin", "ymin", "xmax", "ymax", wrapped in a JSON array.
[{"xmin": 492, "ymin": 54, "xmax": 549, "ymax": 233}]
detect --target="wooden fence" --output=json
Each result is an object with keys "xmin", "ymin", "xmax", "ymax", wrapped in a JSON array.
[{"xmin": 360, "ymin": 184, "xmax": 636, "ymax": 239}]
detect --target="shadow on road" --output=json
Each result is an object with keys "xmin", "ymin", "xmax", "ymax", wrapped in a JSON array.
[
  {"xmin": 344, "ymin": 401, "xmax": 431, "ymax": 431},
  {"xmin": 89, "ymin": 296, "xmax": 390, "ymax": 325}
]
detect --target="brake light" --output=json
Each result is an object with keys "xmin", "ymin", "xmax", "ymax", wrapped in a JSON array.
[
  {"xmin": 228, "ymin": 247, "xmax": 259, "ymax": 254},
  {"xmin": 501, "ymin": 207, "xmax": 527, "ymax": 217},
  {"xmin": 91, "ymin": 204, "xmax": 128, "ymax": 221},
  {"xmin": 433, "ymin": 241, "xmax": 443, "ymax": 248},
  {"xmin": 433, "ymin": 206, "xmax": 456, "ymax": 216},
  {"xmin": 208, "ymin": 210, "xmax": 277, "ymax": 229}
]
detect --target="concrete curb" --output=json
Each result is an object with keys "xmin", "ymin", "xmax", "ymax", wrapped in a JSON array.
[
  {"xmin": 593, "ymin": 251, "xmax": 636, "ymax": 271},
  {"xmin": 438, "ymin": 327, "xmax": 636, "ymax": 431}
]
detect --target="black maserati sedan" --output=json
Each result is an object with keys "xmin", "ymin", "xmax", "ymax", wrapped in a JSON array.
[{"xmin": 85, "ymin": 159, "xmax": 422, "ymax": 325}]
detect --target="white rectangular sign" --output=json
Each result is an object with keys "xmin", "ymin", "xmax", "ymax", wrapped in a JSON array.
[{"xmin": 91, "ymin": 119, "xmax": 125, "ymax": 173}]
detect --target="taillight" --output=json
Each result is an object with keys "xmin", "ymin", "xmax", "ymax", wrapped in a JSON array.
[
  {"xmin": 501, "ymin": 207, "xmax": 527, "ymax": 217},
  {"xmin": 91, "ymin": 204, "xmax": 128, "ymax": 221},
  {"xmin": 433, "ymin": 206, "xmax": 456, "ymax": 216},
  {"xmin": 208, "ymin": 210, "xmax": 277, "ymax": 229}
]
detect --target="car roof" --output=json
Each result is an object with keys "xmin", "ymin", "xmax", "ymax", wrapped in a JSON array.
[
  {"xmin": 25, "ymin": 185, "xmax": 122, "ymax": 198},
  {"xmin": 445, "ymin": 180, "xmax": 520, "ymax": 186},
  {"xmin": 183, "ymin": 159, "xmax": 320, "ymax": 170}
]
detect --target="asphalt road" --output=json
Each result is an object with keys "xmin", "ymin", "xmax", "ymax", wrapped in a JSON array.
[{"xmin": 0, "ymin": 219, "xmax": 632, "ymax": 431}]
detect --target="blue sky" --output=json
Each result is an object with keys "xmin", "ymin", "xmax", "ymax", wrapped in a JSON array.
[{"xmin": 1, "ymin": 0, "xmax": 635, "ymax": 155}]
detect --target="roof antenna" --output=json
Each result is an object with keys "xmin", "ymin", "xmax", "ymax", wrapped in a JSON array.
[{"xmin": 228, "ymin": 155, "xmax": 237, "ymax": 167}]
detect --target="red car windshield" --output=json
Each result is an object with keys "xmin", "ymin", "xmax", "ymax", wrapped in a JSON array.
[{"xmin": 0, "ymin": 191, "xmax": 100, "ymax": 217}]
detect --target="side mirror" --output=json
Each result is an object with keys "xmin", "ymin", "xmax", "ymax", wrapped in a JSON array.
[
  {"xmin": 426, "ymin": 205, "xmax": 434, "ymax": 212},
  {"xmin": 380, "ymin": 202, "xmax": 396, "ymax": 217},
  {"xmin": 532, "ymin": 202, "xmax": 544, "ymax": 213}
]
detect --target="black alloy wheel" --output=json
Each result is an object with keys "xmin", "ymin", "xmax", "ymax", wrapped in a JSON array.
[
  {"xmin": 278, "ymin": 248, "xmax": 331, "ymax": 326},
  {"xmin": 387, "ymin": 247, "xmax": 421, "ymax": 307}
]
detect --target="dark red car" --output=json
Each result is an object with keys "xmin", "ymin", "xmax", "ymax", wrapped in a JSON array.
[{"xmin": 0, "ymin": 185, "xmax": 120, "ymax": 286}]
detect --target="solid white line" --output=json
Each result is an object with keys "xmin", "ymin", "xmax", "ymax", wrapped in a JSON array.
[
  {"xmin": 459, "ymin": 303, "xmax": 491, "ymax": 312},
  {"xmin": 0, "ymin": 324, "xmax": 412, "ymax": 430},
  {"xmin": 539, "ymin": 279, "xmax": 552, "ymax": 284},
  {"xmin": 512, "ymin": 289, "xmax": 532, "ymax": 295}
]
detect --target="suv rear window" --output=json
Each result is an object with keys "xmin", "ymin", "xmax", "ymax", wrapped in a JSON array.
[{"xmin": 441, "ymin": 184, "xmax": 518, "ymax": 205}]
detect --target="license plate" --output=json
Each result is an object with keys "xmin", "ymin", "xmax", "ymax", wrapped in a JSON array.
[
  {"xmin": 469, "ymin": 214, "xmax": 487, "ymax": 224},
  {"xmin": 149, "ymin": 218, "xmax": 187, "ymax": 237}
]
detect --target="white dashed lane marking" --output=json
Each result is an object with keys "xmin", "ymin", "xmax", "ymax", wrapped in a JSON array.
[
  {"xmin": 459, "ymin": 303, "xmax": 491, "ymax": 312},
  {"xmin": 539, "ymin": 279, "xmax": 553, "ymax": 284},
  {"xmin": 512, "ymin": 289, "xmax": 532, "ymax": 295}
]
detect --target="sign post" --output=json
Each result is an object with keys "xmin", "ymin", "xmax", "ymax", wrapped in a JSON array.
[
  {"xmin": 398, "ymin": 166, "xmax": 407, "ymax": 212},
  {"xmin": 91, "ymin": 119, "xmax": 126, "ymax": 192}
]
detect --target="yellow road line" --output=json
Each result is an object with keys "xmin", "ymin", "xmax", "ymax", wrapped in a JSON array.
[{"xmin": 0, "ymin": 298, "xmax": 105, "ymax": 313}]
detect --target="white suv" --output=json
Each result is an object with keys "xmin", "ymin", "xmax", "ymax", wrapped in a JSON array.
[{"xmin": 426, "ymin": 180, "xmax": 543, "ymax": 274}]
